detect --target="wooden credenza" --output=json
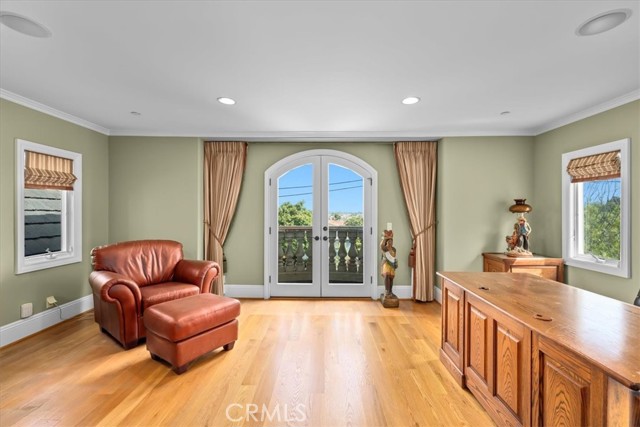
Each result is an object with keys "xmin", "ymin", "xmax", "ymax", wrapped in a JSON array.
[
  {"xmin": 439, "ymin": 272, "xmax": 640, "ymax": 427},
  {"xmin": 482, "ymin": 252, "xmax": 564, "ymax": 282}
]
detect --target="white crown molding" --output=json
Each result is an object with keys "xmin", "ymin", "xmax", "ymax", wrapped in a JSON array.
[
  {"xmin": 111, "ymin": 129, "xmax": 534, "ymax": 140},
  {"xmin": 108, "ymin": 129, "xmax": 532, "ymax": 140},
  {"xmin": 532, "ymin": 89, "xmax": 640, "ymax": 136},
  {"xmin": 3, "ymin": 88, "xmax": 637, "ymax": 140},
  {"xmin": 0, "ymin": 89, "xmax": 111, "ymax": 135},
  {"xmin": 0, "ymin": 294, "xmax": 94, "ymax": 347}
]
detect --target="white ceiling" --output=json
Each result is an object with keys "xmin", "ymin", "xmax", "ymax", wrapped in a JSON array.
[{"xmin": 1, "ymin": 1, "xmax": 638, "ymax": 139}]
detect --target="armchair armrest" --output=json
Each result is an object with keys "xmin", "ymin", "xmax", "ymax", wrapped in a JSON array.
[
  {"xmin": 174, "ymin": 260, "xmax": 220, "ymax": 293},
  {"xmin": 89, "ymin": 270, "xmax": 142, "ymax": 311}
]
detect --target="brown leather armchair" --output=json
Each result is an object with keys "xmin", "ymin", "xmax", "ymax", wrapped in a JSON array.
[{"xmin": 89, "ymin": 240, "xmax": 220, "ymax": 349}]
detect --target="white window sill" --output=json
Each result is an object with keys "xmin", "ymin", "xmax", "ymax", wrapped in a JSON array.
[
  {"xmin": 17, "ymin": 252, "xmax": 82, "ymax": 274},
  {"xmin": 565, "ymin": 257, "xmax": 629, "ymax": 278}
]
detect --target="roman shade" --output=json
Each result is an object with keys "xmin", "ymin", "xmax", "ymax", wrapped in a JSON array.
[
  {"xmin": 566, "ymin": 150, "xmax": 620, "ymax": 183},
  {"xmin": 24, "ymin": 150, "xmax": 77, "ymax": 191}
]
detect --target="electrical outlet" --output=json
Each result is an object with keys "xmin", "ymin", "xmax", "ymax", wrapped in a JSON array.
[
  {"xmin": 21, "ymin": 303, "xmax": 33, "ymax": 318},
  {"xmin": 46, "ymin": 296, "xmax": 57, "ymax": 308}
]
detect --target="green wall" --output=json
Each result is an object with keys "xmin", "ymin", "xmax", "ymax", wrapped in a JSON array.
[
  {"xmin": 108, "ymin": 137, "xmax": 203, "ymax": 260},
  {"xmin": 532, "ymin": 100, "xmax": 639, "ymax": 302},
  {"xmin": 436, "ymin": 137, "xmax": 535, "ymax": 277},
  {"xmin": 2, "ymin": 98, "xmax": 638, "ymax": 330},
  {"xmin": 106, "ymin": 140, "xmax": 413, "ymax": 288},
  {"xmin": 0, "ymin": 99, "xmax": 109, "ymax": 325},
  {"xmin": 224, "ymin": 142, "xmax": 412, "ymax": 288}
]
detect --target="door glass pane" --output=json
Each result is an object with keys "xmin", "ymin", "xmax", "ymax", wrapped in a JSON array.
[
  {"xmin": 327, "ymin": 164, "xmax": 364, "ymax": 284},
  {"xmin": 277, "ymin": 164, "xmax": 313, "ymax": 283}
]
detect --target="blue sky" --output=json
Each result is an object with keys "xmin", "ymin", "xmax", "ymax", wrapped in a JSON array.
[
  {"xmin": 278, "ymin": 163, "xmax": 363, "ymax": 213},
  {"xmin": 583, "ymin": 179, "xmax": 620, "ymax": 204}
]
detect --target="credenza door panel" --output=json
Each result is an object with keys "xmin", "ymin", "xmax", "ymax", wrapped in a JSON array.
[
  {"xmin": 465, "ymin": 293, "xmax": 531, "ymax": 427},
  {"xmin": 532, "ymin": 334, "xmax": 605, "ymax": 427},
  {"xmin": 440, "ymin": 279, "xmax": 465, "ymax": 386},
  {"xmin": 495, "ymin": 324, "xmax": 523, "ymax": 414},
  {"xmin": 467, "ymin": 303, "xmax": 490, "ymax": 385}
]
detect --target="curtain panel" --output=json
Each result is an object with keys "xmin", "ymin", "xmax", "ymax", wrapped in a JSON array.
[
  {"xmin": 204, "ymin": 142, "xmax": 248, "ymax": 295},
  {"xmin": 24, "ymin": 150, "xmax": 77, "ymax": 191},
  {"xmin": 394, "ymin": 141, "xmax": 437, "ymax": 302}
]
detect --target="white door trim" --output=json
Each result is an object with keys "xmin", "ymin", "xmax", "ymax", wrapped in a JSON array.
[{"xmin": 264, "ymin": 149, "xmax": 378, "ymax": 299}]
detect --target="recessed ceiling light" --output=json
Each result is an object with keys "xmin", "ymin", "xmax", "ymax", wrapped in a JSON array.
[
  {"xmin": 0, "ymin": 11, "xmax": 52, "ymax": 38},
  {"xmin": 402, "ymin": 97, "xmax": 420, "ymax": 105},
  {"xmin": 217, "ymin": 97, "xmax": 236, "ymax": 105},
  {"xmin": 576, "ymin": 9, "xmax": 632, "ymax": 36}
]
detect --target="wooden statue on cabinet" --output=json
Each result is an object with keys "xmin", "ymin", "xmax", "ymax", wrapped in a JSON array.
[{"xmin": 506, "ymin": 215, "xmax": 532, "ymax": 257}]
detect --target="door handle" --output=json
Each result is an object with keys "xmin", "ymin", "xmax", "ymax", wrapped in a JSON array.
[
  {"xmin": 323, "ymin": 236, "xmax": 328, "ymax": 241},
  {"xmin": 314, "ymin": 236, "xmax": 320, "ymax": 241}
]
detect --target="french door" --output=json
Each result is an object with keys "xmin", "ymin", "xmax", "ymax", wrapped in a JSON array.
[{"xmin": 265, "ymin": 150, "xmax": 376, "ymax": 298}]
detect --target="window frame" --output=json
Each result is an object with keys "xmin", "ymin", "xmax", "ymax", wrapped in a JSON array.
[
  {"xmin": 561, "ymin": 138, "xmax": 630, "ymax": 278},
  {"xmin": 15, "ymin": 139, "xmax": 82, "ymax": 274}
]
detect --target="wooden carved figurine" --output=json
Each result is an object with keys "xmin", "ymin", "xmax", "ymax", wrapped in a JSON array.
[{"xmin": 380, "ymin": 230, "xmax": 399, "ymax": 308}]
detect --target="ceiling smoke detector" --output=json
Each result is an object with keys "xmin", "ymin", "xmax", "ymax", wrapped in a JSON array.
[
  {"xmin": 0, "ymin": 11, "xmax": 52, "ymax": 38},
  {"xmin": 576, "ymin": 9, "xmax": 632, "ymax": 36}
]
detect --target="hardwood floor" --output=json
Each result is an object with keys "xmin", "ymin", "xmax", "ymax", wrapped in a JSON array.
[{"xmin": 0, "ymin": 299, "xmax": 494, "ymax": 427}]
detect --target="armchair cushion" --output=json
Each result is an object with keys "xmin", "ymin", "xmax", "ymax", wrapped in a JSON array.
[
  {"xmin": 140, "ymin": 283, "xmax": 200, "ymax": 311},
  {"xmin": 89, "ymin": 239, "xmax": 220, "ymax": 349}
]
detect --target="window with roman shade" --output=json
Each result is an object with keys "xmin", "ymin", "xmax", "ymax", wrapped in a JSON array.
[
  {"xmin": 562, "ymin": 139, "xmax": 629, "ymax": 278},
  {"xmin": 566, "ymin": 150, "xmax": 621, "ymax": 183},
  {"xmin": 16, "ymin": 139, "xmax": 83, "ymax": 274},
  {"xmin": 24, "ymin": 150, "xmax": 78, "ymax": 191}
]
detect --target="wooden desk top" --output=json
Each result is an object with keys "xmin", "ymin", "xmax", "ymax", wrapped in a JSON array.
[{"xmin": 437, "ymin": 271, "xmax": 640, "ymax": 390}]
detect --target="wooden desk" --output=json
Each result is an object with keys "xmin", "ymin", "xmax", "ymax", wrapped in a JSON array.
[
  {"xmin": 482, "ymin": 252, "xmax": 564, "ymax": 282},
  {"xmin": 438, "ymin": 271, "xmax": 640, "ymax": 427}
]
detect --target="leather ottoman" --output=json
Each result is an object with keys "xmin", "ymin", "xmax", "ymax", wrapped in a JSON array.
[{"xmin": 144, "ymin": 293, "xmax": 240, "ymax": 374}]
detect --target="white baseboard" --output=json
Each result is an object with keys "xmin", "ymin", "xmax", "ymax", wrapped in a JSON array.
[
  {"xmin": 224, "ymin": 284, "xmax": 265, "ymax": 299},
  {"xmin": 376, "ymin": 285, "xmax": 412, "ymax": 299},
  {"xmin": 0, "ymin": 294, "xmax": 94, "ymax": 347},
  {"xmin": 385, "ymin": 285, "xmax": 441, "ymax": 302},
  {"xmin": 225, "ymin": 284, "xmax": 415, "ymax": 300},
  {"xmin": 0, "ymin": 286, "xmax": 439, "ymax": 347}
]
